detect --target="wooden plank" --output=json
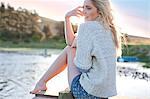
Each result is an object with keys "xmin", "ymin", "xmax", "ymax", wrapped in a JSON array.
[
  {"xmin": 32, "ymin": 96, "xmax": 57, "ymax": 99},
  {"xmin": 33, "ymin": 90, "xmax": 58, "ymax": 97},
  {"xmin": 30, "ymin": 90, "xmax": 148, "ymax": 99},
  {"xmin": 31, "ymin": 90, "xmax": 58, "ymax": 99},
  {"xmin": 31, "ymin": 88, "xmax": 74, "ymax": 99}
]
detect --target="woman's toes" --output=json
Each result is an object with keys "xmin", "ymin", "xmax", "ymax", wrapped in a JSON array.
[{"xmin": 30, "ymin": 89, "xmax": 40, "ymax": 94}]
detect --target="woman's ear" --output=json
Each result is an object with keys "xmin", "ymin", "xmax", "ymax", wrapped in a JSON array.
[{"xmin": 95, "ymin": 15, "xmax": 101, "ymax": 21}]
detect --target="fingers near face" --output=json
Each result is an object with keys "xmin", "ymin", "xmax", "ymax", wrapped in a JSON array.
[{"xmin": 76, "ymin": 6, "xmax": 84, "ymax": 16}]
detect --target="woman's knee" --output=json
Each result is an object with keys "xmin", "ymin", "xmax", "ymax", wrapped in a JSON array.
[
  {"xmin": 65, "ymin": 46, "xmax": 76, "ymax": 53},
  {"xmin": 63, "ymin": 45, "xmax": 71, "ymax": 53},
  {"xmin": 64, "ymin": 45, "xmax": 71, "ymax": 50}
]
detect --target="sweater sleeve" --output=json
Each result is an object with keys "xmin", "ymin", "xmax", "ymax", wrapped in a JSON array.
[
  {"xmin": 73, "ymin": 23, "xmax": 94, "ymax": 71},
  {"xmin": 90, "ymin": 30, "xmax": 116, "ymax": 80},
  {"xmin": 92, "ymin": 29, "xmax": 116, "ymax": 58}
]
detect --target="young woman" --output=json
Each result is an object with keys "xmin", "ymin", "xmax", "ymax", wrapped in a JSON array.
[{"xmin": 31, "ymin": 0, "xmax": 122, "ymax": 98}]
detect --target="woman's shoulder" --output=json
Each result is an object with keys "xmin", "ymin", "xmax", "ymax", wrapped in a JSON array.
[
  {"xmin": 79, "ymin": 21, "xmax": 104, "ymax": 31},
  {"xmin": 77, "ymin": 21, "xmax": 111, "ymax": 39}
]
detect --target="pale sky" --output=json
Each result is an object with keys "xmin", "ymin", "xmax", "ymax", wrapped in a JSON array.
[{"xmin": 1, "ymin": 0, "xmax": 150, "ymax": 38}]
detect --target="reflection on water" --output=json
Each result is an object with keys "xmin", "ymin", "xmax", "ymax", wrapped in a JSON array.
[{"xmin": 0, "ymin": 49, "xmax": 62, "ymax": 99}]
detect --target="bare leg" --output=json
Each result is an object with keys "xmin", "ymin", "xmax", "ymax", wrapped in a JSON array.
[
  {"xmin": 43, "ymin": 46, "xmax": 80, "ymax": 87},
  {"xmin": 41, "ymin": 46, "xmax": 70, "ymax": 83},
  {"xmin": 67, "ymin": 46, "xmax": 81, "ymax": 88},
  {"xmin": 31, "ymin": 46, "xmax": 70, "ymax": 94},
  {"xmin": 31, "ymin": 46, "xmax": 80, "ymax": 94}
]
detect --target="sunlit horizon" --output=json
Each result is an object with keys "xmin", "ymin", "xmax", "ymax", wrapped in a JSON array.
[{"xmin": 1, "ymin": 0, "xmax": 149, "ymax": 38}]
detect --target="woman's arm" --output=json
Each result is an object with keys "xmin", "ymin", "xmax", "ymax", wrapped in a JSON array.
[
  {"xmin": 64, "ymin": 6, "xmax": 83, "ymax": 46},
  {"xmin": 64, "ymin": 17, "xmax": 75, "ymax": 46}
]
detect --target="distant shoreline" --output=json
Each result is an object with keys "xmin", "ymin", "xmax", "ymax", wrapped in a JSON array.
[{"xmin": 0, "ymin": 47, "xmax": 62, "ymax": 55}]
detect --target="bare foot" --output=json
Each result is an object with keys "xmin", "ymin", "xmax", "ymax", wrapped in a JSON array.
[{"xmin": 30, "ymin": 80, "xmax": 47, "ymax": 94}]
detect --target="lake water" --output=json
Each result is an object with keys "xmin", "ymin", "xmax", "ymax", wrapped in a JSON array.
[{"xmin": 0, "ymin": 49, "xmax": 150, "ymax": 99}]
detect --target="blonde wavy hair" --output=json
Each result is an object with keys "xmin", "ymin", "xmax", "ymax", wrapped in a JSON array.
[{"xmin": 91, "ymin": 0, "xmax": 125, "ymax": 57}]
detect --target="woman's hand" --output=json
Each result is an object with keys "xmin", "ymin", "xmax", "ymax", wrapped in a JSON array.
[
  {"xmin": 65, "ymin": 6, "xmax": 83, "ymax": 19},
  {"xmin": 30, "ymin": 80, "xmax": 47, "ymax": 94}
]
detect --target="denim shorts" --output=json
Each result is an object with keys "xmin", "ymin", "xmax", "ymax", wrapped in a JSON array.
[{"xmin": 71, "ymin": 74, "xmax": 102, "ymax": 99}]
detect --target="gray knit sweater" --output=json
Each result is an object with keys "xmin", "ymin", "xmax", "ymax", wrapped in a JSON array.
[{"xmin": 74, "ymin": 21, "xmax": 117, "ymax": 97}]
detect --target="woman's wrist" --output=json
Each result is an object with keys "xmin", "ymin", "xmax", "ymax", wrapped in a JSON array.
[
  {"xmin": 65, "ymin": 15, "xmax": 70, "ymax": 20},
  {"xmin": 65, "ymin": 12, "xmax": 72, "ymax": 20}
]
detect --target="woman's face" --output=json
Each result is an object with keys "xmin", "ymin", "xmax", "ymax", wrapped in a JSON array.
[{"xmin": 83, "ymin": 0, "xmax": 99, "ymax": 21}]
